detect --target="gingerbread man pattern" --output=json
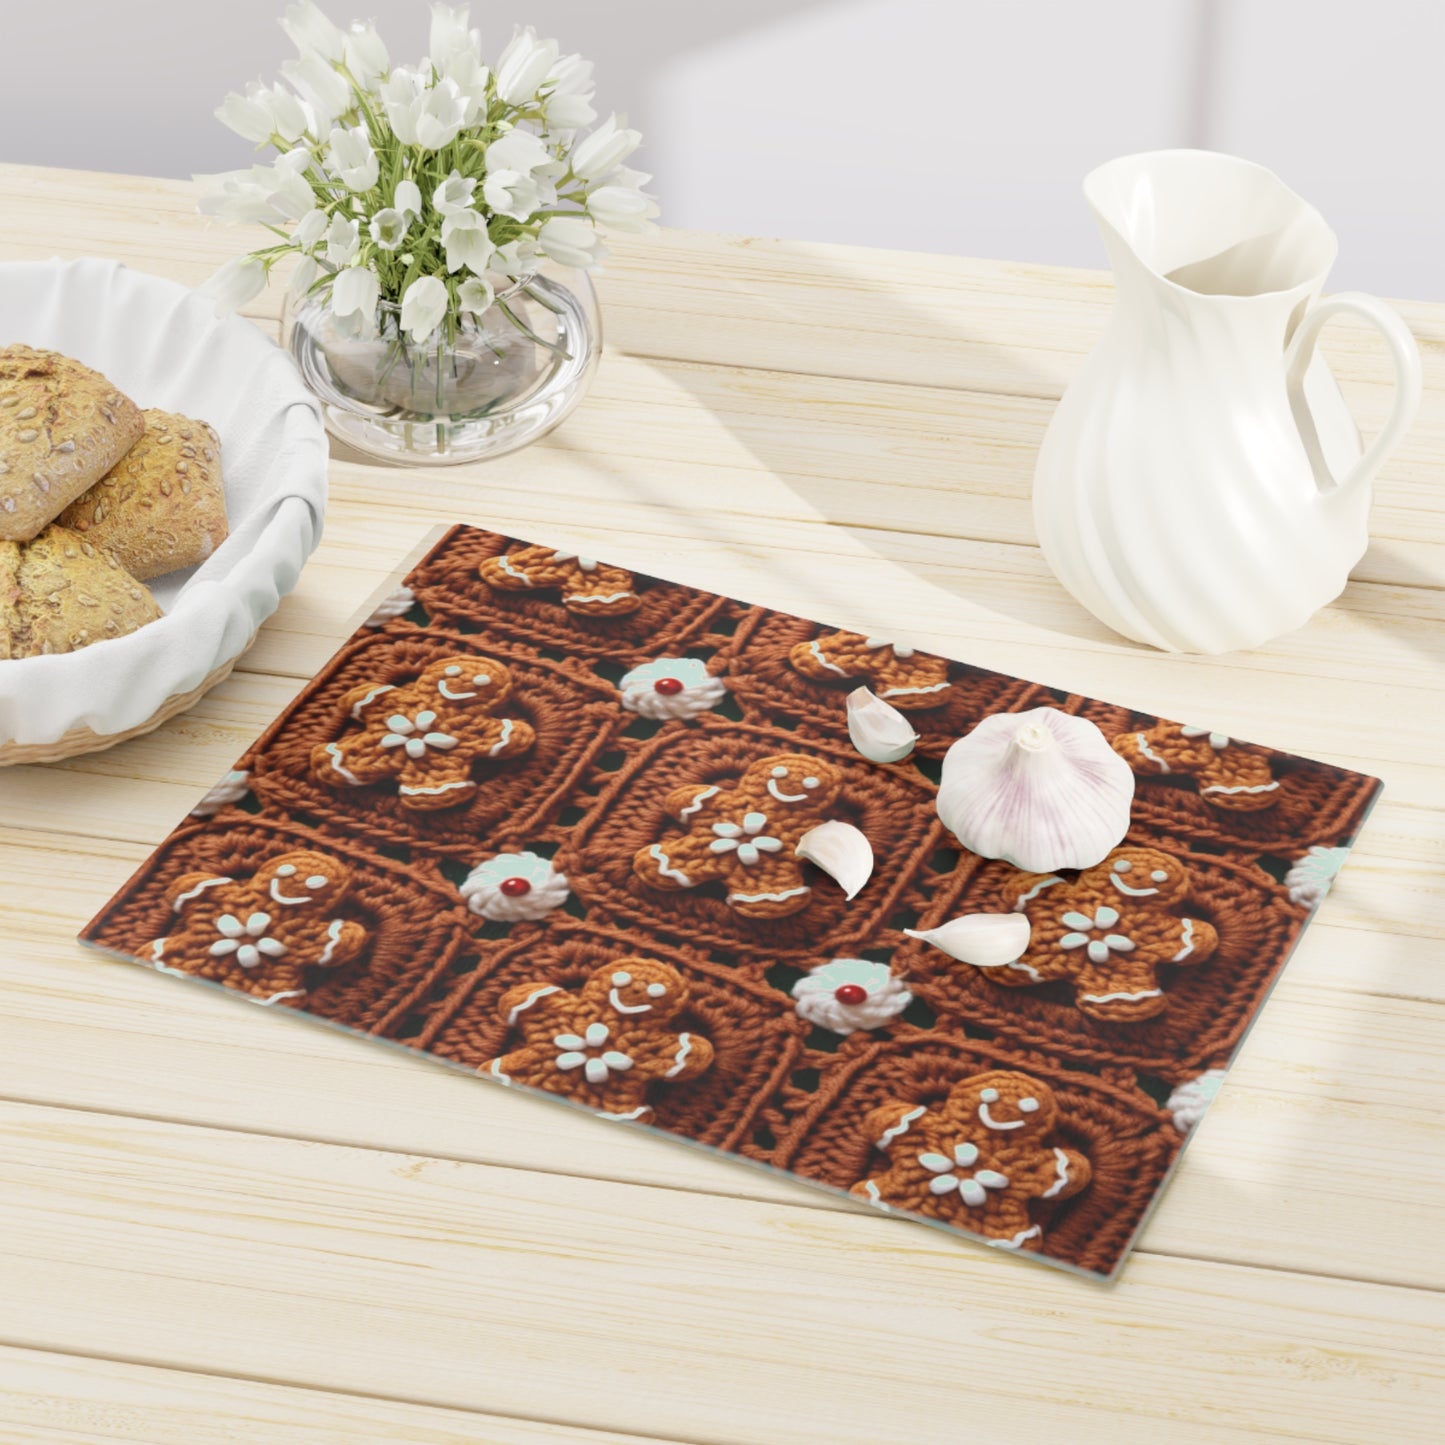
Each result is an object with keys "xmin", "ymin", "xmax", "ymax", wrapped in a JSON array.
[
  {"xmin": 1113, "ymin": 721, "xmax": 1280, "ymax": 812},
  {"xmin": 985, "ymin": 845, "xmax": 1220, "ymax": 1022},
  {"xmin": 484, "ymin": 958, "xmax": 714, "ymax": 1122},
  {"xmin": 632, "ymin": 752, "xmax": 844, "ymax": 919},
  {"xmin": 789, "ymin": 630, "xmax": 951, "ymax": 708},
  {"xmin": 479, "ymin": 544, "xmax": 641, "ymax": 616},
  {"xmin": 310, "ymin": 656, "xmax": 536, "ymax": 811},
  {"xmin": 146, "ymin": 851, "xmax": 369, "ymax": 1006},
  {"xmin": 852, "ymin": 1071, "xmax": 1091, "ymax": 1252}
]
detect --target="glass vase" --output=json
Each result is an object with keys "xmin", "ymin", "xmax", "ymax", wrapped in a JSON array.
[{"xmin": 283, "ymin": 264, "xmax": 601, "ymax": 465}]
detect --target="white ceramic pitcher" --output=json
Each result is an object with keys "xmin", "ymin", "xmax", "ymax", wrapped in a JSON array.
[{"xmin": 1033, "ymin": 149, "xmax": 1421, "ymax": 654}]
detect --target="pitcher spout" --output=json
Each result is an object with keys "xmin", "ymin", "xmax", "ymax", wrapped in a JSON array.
[{"xmin": 1084, "ymin": 149, "xmax": 1337, "ymax": 310}]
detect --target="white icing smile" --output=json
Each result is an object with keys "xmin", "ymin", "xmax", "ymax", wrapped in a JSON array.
[
  {"xmin": 270, "ymin": 880, "xmax": 316, "ymax": 905},
  {"xmin": 609, "ymin": 989, "xmax": 652, "ymax": 1014},
  {"xmin": 767, "ymin": 779, "xmax": 809, "ymax": 802},
  {"xmin": 438, "ymin": 679, "xmax": 477, "ymax": 700},
  {"xmin": 1111, "ymin": 875, "xmax": 1161, "ymax": 898},
  {"xmin": 977, "ymin": 1104, "xmax": 1025, "ymax": 1131}
]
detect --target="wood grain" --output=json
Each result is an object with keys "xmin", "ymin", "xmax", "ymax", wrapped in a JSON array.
[{"xmin": 1, "ymin": 163, "xmax": 1443, "ymax": 1442}]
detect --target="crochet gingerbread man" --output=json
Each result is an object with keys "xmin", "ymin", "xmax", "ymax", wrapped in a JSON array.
[
  {"xmin": 483, "ymin": 958, "xmax": 714, "ymax": 1122},
  {"xmin": 310, "ymin": 656, "xmax": 535, "ymax": 811},
  {"xmin": 852, "ymin": 1070, "xmax": 1090, "ymax": 1252},
  {"xmin": 632, "ymin": 752, "xmax": 844, "ymax": 919},
  {"xmin": 789, "ymin": 630, "xmax": 951, "ymax": 708},
  {"xmin": 145, "ymin": 850, "xmax": 369, "ymax": 1006},
  {"xmin": 978, "ymin": 845, "xmax": 1219, "ymax": 1023},
  {"xmin": 479, "ymin": 544, "xmax": 641, "ymax": 616},
  {"xmin": 1113, "ymin": 721, "xmax": 1279, "ymax": 812}
]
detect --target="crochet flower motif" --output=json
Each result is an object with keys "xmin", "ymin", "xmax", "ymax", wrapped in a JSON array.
[
  {"xmin": 632, "ymin": 752, "xmax": 844, "ymax": 919},
  {"xmin": 987, "ymin": 845, "xmax": 1219, "ymax": 1022},
  {"xmin": 789, "ymin": 629, "xmax": 951, "ymax": 708},
  {"xmin": 310, "ymin": 655, "xmax": 535, "ymax": 811},
  {"xmin": 792, "ymin": 958, "xmax": 912, "ymax": 1034},
  {"xmin": 459, "ymin": 850, "xmax": 570, "ymax": 922},
  {"xmin": 479, "ymin": 543, "xmax": 641, "ymax": 615},
  {"xmin": 852, "ymin": 1070, "xmax": 1090, "ymax": 1252},
  {"xmin": 483, "ymin": 958, "xmax": 714, "ymax": 1123},
  {"xmin": 1113, "ymin": 720, "xmax": 1280, "ymax": 811},
  {"xmin": 190, "ymin": 768, "xmax": 251, "ymax": 817},
  {"xmin": 145, "ymin": 851, "xmax": 369, "ymax": 1007},
  {"xmin": 1285, "ymin": 845, "xmax": 1349, "ymax": 909},
  {"xmin": 619, "ymin": 657, "xmax": 728, "ymax": 720}
]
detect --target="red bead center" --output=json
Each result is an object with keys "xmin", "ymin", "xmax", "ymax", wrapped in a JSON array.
[
  {"xmin": 653, "ymin": 676, "xmax": 685, "ymax": 695},
  {"xmin": 834, "ymin": 983, "xmax": 868, "ymax": 1005},
  {"xmin": 499, "ymin": 876, "xmax": 532, "ymax": 897}
]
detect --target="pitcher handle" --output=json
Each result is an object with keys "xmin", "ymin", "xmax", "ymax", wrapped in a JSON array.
[{"xmin": 1285, "ymin": 291, "xmax": 1422, "ymax": 496}]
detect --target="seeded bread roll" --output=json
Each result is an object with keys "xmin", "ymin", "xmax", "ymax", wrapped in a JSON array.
[
  {"xmin": 0, "ymin": 345, "xmax": 145, "ymax": 544},
  {"xmin": 0, "ymin": 523, "xmax": 161, "ymax": 659},
  {"xmin": 58, "ymin": 409, "xmax": 228, "ymax": 580}
]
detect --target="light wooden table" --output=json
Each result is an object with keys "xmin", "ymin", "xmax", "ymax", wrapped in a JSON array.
[{"xmin": 1, "ymin": 163, "xmax": 1443, "ymax": 1445}]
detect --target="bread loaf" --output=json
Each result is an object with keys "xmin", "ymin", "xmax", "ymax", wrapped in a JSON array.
[
  {"xmin": 59, "ymin": 409, "xmax": 228, "ymax": 579},
  {"xmin": 0, "ymin": 524, "xmax": 161, "ymax": 659},
  {"xmin": 0, "ymin": 345, "xmax": 145, "ymax": 543}
]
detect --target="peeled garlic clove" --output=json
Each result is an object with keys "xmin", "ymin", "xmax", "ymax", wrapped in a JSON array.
[
  {"xmin": 905, "ymin": 912, "xmax": 1031, "ymax": 967},
  {"xmin": 796, "ymin": 820, "xmax": 874, "ymax": 900},
  {"xmin": 937, "ymin": 706, "xmax": 1135, "ymax": 873},
  {"xmin": 846, "ymin": 686, "xmax": 918, "ymax": 763}
]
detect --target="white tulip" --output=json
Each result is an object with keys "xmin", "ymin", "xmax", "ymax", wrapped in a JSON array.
[
  {"xmin": 196, "ymin": 152, "xmax": 313, "ymax": 223},
  {"xmin": 494, "ymin": 26, "xmax": 559, "ymax": 105},
  {"xmin": 413, "ymin": 77, "xmax": 469, "ymax": 150},
  {"xmin": 482, "ymin": 168, "xmax": 548, "ymax": 222},
  {"xmin": 571, "ymin": 113, "xmax": 642, "ymax": 182},
  {"xmin": 394, "ymin": 179, "xmax": 422, "ymax": 218},
  {"xmin": 544, "ymin": 53, "xmax": 596, "ymax": 132},
  {"xmin": 293, "ymin": 206, "xmax": 329, "ymax": 250},
  {"xmin": 282, "ymin": 52, "xmax": 352, "ymax": 123},
  {"xmin": 215, "ymin": 90, "xmax": 275, "ymax": 144},
  {"xmin": 325, "ymin": 213, "xmax": 359, "ymax": 264},
  {"xmin": 491, "ymin": 236, "xmax": 539, "ymax": 277},
  {"xmin": 332, "ymin": 262, "xmax": 379, "ymax": 321},
  {"xmin": 327, "ymin": 125, "xmax": 378, "ymax": 191},
  {"xmin": 288, "ymin": 254, "xmax": 320, "ymax": 299},
  {"xmin": 262, "ymin": 85, "xmax": 313, "ymax": 142},
  {"xmin": 538, "ymin": 214, "xmax": 603, "ymax": 269},
  {"xmin": 197, "ymin": 255, "xmax": 267, "ymax": 317},
  {"xmin": 431, "ymin": 170, "xmax": 476, "ymax": 216},
  {"xmin": 369, "ymin": 207, "xmax": 409, "ymax": 250},
  {"xmin": 400, "ymin": 274, "xmax": 449, "ymax": 343},
  {"xmin": 280, "ymin": 0, "xmax": 344, "ymax": 61},
  {"xmin": 444, "ymin": 50, "xmax": 490, "ymax": 123},
  {"xmin": 343, "ymin": 21, "xmax": 389, "ymax": 87},
  {"xmin": 586, "ymin": 184, "xmax": 659, "ymax": 232},
  {"xmin": 485, "ymin": 128, "xmax": 552, "ymax": 176},
  {"xmin": 458, "ymin": 274, "xmax": 495, "ymax": 315},
  {"xmin": 441, "ymin": 209, "xmax": 495, "ymax": 274},
  {"xmin": 429, "ymin": 3, "xmax": 478, "ymax": 70},
  {"xmin": 380, "ymin": 67, "xmax": 423, "ymax": 143}
]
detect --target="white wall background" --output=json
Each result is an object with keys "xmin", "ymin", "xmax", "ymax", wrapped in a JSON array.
[{"xmin": 1, "ymin": 0, "xmax": 1440, "ymax": 297}]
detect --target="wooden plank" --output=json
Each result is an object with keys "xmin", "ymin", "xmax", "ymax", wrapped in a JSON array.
[
  {"xmin": 2, "ymin": 1102, "xmax": 1444, "ymax": 1445},
  {"xmin": 0, "ymin": 1345, "xmax": 681, "ymax": 1445},
  {"xmin": 1, "ymin": 161, "xmax": 1441, "ymax": 405},
  {"xmin": 3, "ymin": 829, "xmax": 1444, "ymax": 1291}
]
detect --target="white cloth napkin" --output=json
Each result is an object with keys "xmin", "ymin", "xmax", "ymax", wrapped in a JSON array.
[{"xmin": 0, "ymin": 257, "xmax": 328, "ymax": 746}]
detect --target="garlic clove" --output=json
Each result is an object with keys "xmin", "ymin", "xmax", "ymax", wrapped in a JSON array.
[
  {"xmin": 796, "ymin": 820, "xmax": 874, "ymax": 900},
  {"xmin": 905, "ymin": 912, "xmax": 1031, "ymax": 967},
  {"xmin": 936, "ymin": 706, "xmax": 1135, "ymax": 873},
  {"xmin": 846, "ymin": 686, "xmax": 918, "ymax": 763}
]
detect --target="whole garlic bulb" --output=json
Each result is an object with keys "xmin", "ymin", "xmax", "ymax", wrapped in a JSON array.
[{"xmin": 936, "ymin": 707, "xmax": 1134, "ymax": 873}]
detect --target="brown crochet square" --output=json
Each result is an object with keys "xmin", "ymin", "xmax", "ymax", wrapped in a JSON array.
[
  {"xmin": 770, "ymin": 1035, "xmax": 1180, "ymax": 1277},
  {"xmin": 407, "ymin": 524, "xmax": 734, "ymax": 661},
  {"xmin": 83, "ymin": 816, "xmax": 473, "ymax": 1034},
  {"xmin": 720, "ymin": 609, "xmax": 1050, "ymax": 758},
  {"xmin": 898, "ymin": 842, "xmax": 1306, "ymax": 1079},
  {"xmin": 79, "ymin": 522, "xmax": 1383, "ymax": 1281},
  {"xmin": 558, "ymin": 721, "xmax": 946, "ymax": 958},
  {"xmin": 246, "ymin": 629, "xmax": 625, "ymax": 856},
  {"xmin": 414, "ymin": 921, "xmax": 806, "ymax": 1152}
]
